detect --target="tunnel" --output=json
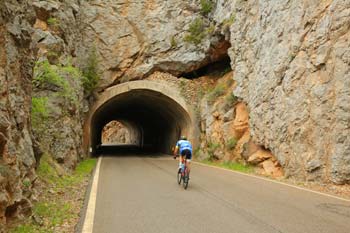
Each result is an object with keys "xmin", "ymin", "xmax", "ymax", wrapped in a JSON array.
[{"xmin": 84, "ymin": 80, "xmax": 194, "ymax": 155}]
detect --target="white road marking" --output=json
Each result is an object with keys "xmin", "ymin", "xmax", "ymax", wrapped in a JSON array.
[
  {"xmin": 82, "ymin": 156, "xmax": 102, "ymax": 233},
  {"xmin": 193, "ymin": 161, "xmax": 350, "ymax": 203}
]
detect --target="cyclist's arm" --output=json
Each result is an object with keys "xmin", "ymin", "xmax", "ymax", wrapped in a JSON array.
[{"xmin": 173, "ymin": 145, "xmax": 179, "ymax": 156}]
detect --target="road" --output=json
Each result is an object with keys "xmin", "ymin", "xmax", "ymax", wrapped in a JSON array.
[{"xmin": 84, "ymin": 155, "xmax": 350, "ymax": 233}]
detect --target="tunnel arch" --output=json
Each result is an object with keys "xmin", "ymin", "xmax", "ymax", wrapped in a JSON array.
[{"xmin": 84, "ymin": 80, "xmax": 195, "ymax": 155}]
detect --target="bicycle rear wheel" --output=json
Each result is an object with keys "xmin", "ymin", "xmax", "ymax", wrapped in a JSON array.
[
  {"xmin": 177, "ymin": 169, "xmax": 182, "ymax": 184},
  {"xmin": 183, "ymin": 169, "xmax": 189, "ymax": 189}
]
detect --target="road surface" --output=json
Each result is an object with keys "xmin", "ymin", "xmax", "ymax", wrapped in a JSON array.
[{"xmin": 83, "ymin": 155, "xmax": 350, "ymax": 233}]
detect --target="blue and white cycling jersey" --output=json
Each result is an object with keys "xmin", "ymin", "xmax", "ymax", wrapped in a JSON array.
[{"xmin": 176, "ymin": 140, "xmax": 192, "ymax": 154}]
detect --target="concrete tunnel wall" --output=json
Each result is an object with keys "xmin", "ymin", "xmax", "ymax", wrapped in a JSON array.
[{"xmin": 84, "ymin": 80, "xmax": 196, "ymax": 155}]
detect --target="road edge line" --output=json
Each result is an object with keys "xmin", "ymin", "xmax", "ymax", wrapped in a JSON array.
[
  {"xmin": 81, "ymin": 156, "xmax": 102, "ymax": 233},
  {"xmin": 193, "ymin": 161, "xmax": 350, "ymax": 203}
]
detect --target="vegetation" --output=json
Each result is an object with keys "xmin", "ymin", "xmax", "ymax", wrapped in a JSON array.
[
  {"xmin": 37, "ymin": 155, "xmax": 96, "ymax": 190},
  {"xmin": 11, "ymin": 156, "xmax": 97, "ymax": 233},
  {"xmin": 203, "ymin": 160, "xmax": 253, "ymax": 173},
  {"xmin": 222, "ymin": 14, "xmax": 235, "ymax": 29},
  {"xmin": 184, "ymin": 18, "xmax": 206, "ymax": 45},
  {"xmin": 207, "ymin": 141, "xmax": 220, "ymax": 160},
  {"xmin": 207, "ymin": 83, "xmax": 225, "ymax": 103},
  {"xmin": 33, "ymin": 61, "xmax": 69, "ymax": 90},
  {"xmin": 200, "ymin": 0, "xmax": 214, "ymax": 15},
  {"xmin": 170, "ymin": 36, "xmax": 177, "ymax": 48},
  {"xmin": 226, "ymin": 137, "xmax": 238, "ymax": 150},
  {"xmin": 32, "ymin": 59, "xmax": 82, "ymax": 110},
  {"xmin": 82, "ymin": 47, "xmax": 100, "ymax": 95},
  {"xmin": 224, "ymin": 93, "xmax": 238, "ymax": 108},
  {"xmin": 31, "ymin": 97, "xmax": 49, "ymax": 130},
  {"xmin": 47, "ymin": 17, "xmax": 59, "ymax": 26},
  {"xmin": 206, "ymin": 23, "xmax": 215, "ymax": 35}
]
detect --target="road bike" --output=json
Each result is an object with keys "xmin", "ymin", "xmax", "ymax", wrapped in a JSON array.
[{"xmin": 177, "ymin": 160, "xmax": 190, "ymax": 189}]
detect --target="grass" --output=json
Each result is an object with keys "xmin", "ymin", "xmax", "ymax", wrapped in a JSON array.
[
  {"xmin": 202, "ymin": 160, "xmax": 253, "ymax": 173},
  {"xmin": 33, "ymin": 202, "xmax": 74, "ymax": 228},
  {"xmin": 11, "ymin": 157, "xmax": 97, "ymax": 233},
  {"xmin": 10, "ymin": 225, "xmax": 46, "ymax": 233},
  {"xmin": 200, "ymin": 0, "xmax": 214, "ymax": 15},
  {"xmin": 31, "ymin": 97, "xmax": 48, "ymax": 130}
]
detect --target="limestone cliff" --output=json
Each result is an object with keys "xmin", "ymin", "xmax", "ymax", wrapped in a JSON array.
[
  {"xmin": 80, "ymin": 0, "xmax": 350, "ymax": 184},
  {"xmin": 227, "ymin": 0, "xmax": 350, "ymax": 184}
]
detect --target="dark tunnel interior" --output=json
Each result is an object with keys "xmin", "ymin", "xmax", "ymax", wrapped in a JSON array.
[{"xmin": 90, "ymin": 89, "xmax": 191, "ymax": 155}]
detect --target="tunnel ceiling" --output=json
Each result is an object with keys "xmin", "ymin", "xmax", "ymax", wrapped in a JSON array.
[{"xmin": 90, "ymin": 88, "xmax": 191, "ymax": 154}]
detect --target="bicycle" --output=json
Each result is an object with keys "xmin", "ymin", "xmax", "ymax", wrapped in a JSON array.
[{"xmin": 177, "ymin": 159, "xmax": 190, "ymax": 189}]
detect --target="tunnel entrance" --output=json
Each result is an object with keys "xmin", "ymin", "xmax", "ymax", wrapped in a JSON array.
[{"xmin": 84, "ymin": 81, "xmax": 194, "ymax": 156}]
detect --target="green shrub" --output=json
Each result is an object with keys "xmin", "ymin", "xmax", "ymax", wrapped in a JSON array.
[
  {"xmin": 200, "ymin": 0, "xmax": 214, "ymax": 15},
  {"xmin": 22, "ymin": 180, "xmax": 31, "ymax": 188},
  {"xmin": 184, "ymin": 18, "xmax": 206, "ymax": 45},
  {"xmin": 33, "ymin": 60, "xmax": 78, "ymax": 104},
  {"xmin": 226, "ymin": 137, "xmax": 237, "ymax": 150},
  {"xmin": 82, "ymin": 47, "xmax": 100, "ymax": 95},
  {"xmin": 47, "ymin": 17, "xmax": 59, "ymax": 26},
  {"xmin": 33, "ymin": 61, "xmax": 68, "ymax": 89}
]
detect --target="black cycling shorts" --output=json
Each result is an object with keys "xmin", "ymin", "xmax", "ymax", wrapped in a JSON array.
[{"xmin": 180, "ymin": 149, "xmax": 192, "ymax": 160}]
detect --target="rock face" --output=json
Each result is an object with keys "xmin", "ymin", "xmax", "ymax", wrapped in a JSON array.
[
  {"xmin": 198, "ymin": 72, "xmax": 283, "ymax": 177},
  {"xmin": 1, "ymin": 0, "xmax": 85, "ymax": 227},
  {"xmin": 102, "ymin": 121, "xmax": 131, "ymax": 144},
  {"xmin": 227, "ymin": 0, "xmax": 350, "ymax": 184},
  {"xmin": 80, "ymin": 0, "xmax": 230, "ymax": 89},
  {"xmin": 30, "ymin": 0, "xmax": 85, "ymax": 168},
  {"xmin": 0, "ymin": 0, "xmax": 37, "ymax": 227}
]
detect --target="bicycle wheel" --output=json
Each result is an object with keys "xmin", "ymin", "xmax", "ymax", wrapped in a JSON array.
[
  {"xmin": 183, "ymin": 169, "xmax": 189, "ymax": 190},
  {"xmin": 177, "ymin": 168, "xmax": 182, "ymax": 184}
]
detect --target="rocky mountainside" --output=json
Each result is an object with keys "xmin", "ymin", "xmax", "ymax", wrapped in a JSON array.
[
  {"xmin": 80, "ymin": 0, "xmax": 350, "ymax": 183},
  {"xmin": 0, "ymin": 0, "xmax": 349, "ymax": 229}
]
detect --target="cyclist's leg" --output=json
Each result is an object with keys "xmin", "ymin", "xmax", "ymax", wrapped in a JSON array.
[
  {"xmin": 185, "ymin": 150, "xmax": 192, "ymax": 174},
  {"xmin": 178, "ymin": 155, "xmax": 182, "ymax": 169}
]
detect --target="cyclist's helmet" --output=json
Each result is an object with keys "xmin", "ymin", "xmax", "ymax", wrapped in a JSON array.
[{"xmin": 180, "ymin": 135, "xmax": 187, "ymax": 140}]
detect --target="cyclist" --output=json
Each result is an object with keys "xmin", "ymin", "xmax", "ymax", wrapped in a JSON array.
[{"xmin": 173, "ymin": 135, "xmax": 193, "ymax": 174}]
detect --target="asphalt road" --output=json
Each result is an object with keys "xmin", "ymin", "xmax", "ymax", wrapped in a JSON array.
[{"xmin": 90, "ymin": 155, "xmax": 350, "ymax": 233}]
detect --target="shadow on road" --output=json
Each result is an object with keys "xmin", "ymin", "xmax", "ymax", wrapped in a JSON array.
[{"xmin": 96, "ymin": 144, "xmax": 170, "ymax": 158}]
